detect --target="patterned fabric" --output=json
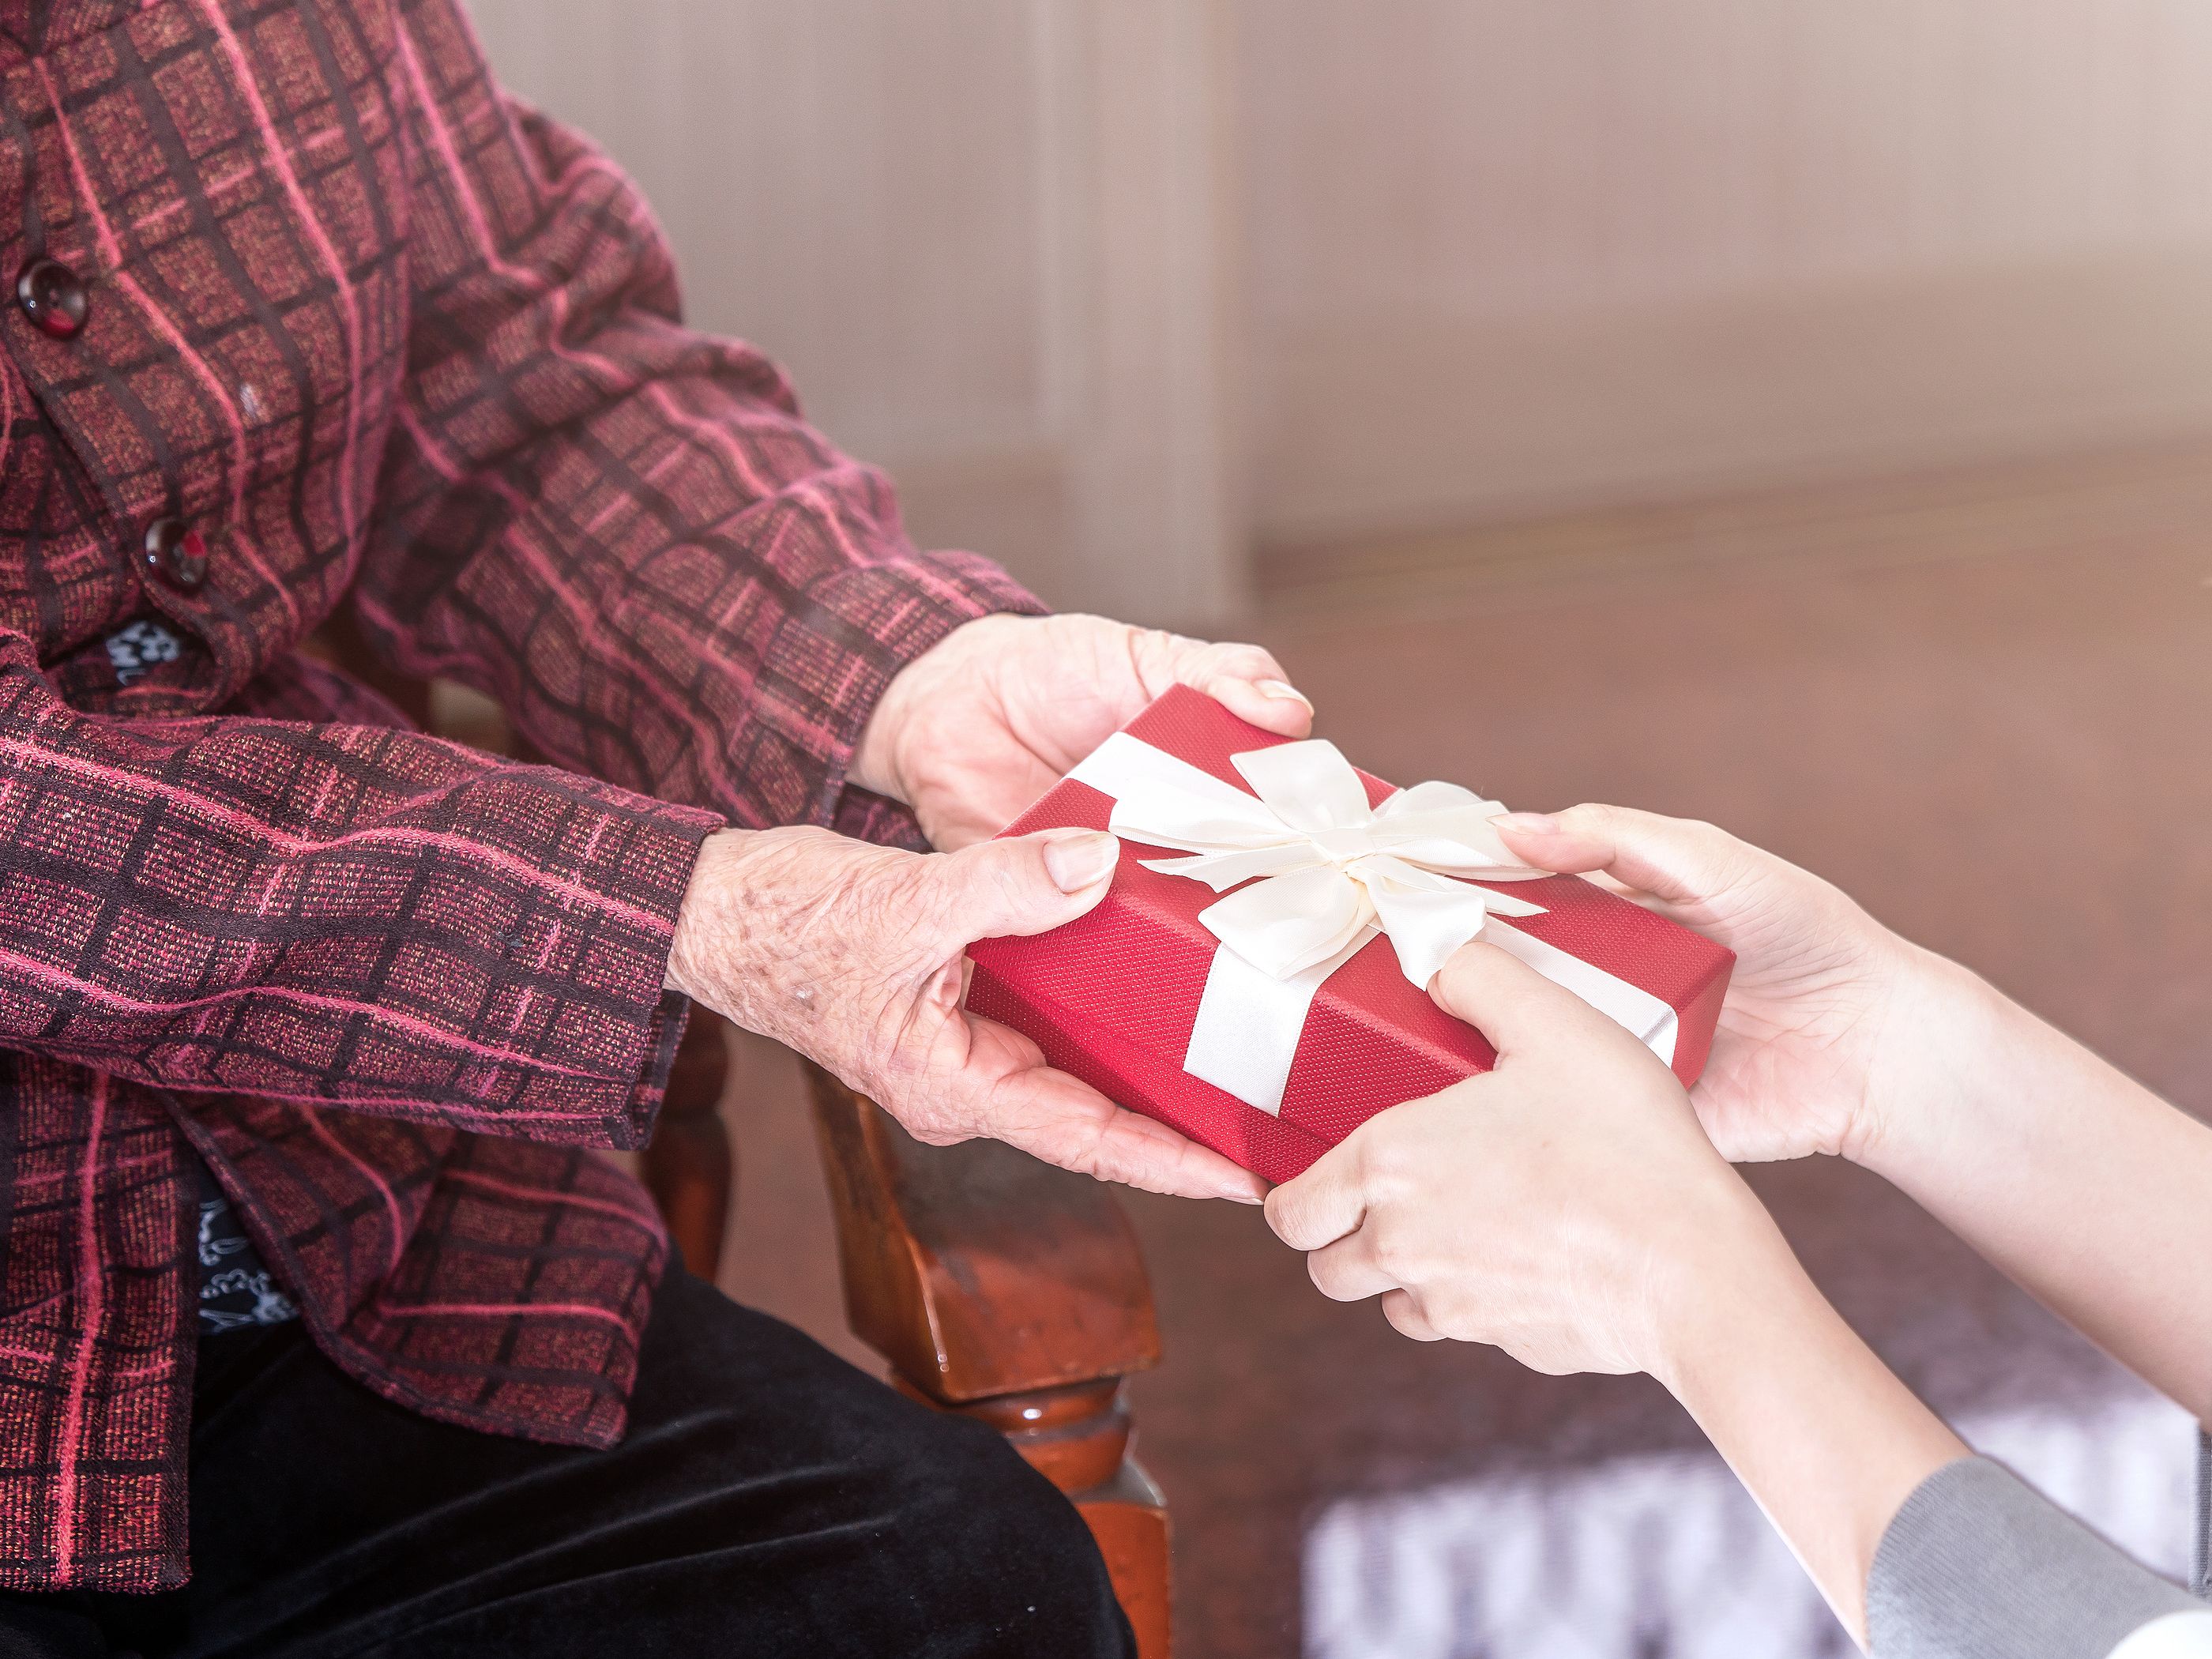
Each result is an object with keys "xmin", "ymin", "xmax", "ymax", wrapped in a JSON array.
[
  {"xmin": 0, "ymin": 0, "xmax": 1040, "ymax": 1593},
  {"xmin": 190, "ymin": 1161, "xmax": 293, "ymax": 1334}
]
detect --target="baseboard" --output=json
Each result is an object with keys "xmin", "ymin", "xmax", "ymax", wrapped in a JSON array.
[
  {"xmin": 1251, "ymin": 250, "xmax": 2212, "ymax": 552},
  {"xmin": 1255, "ymin": 435, "xmax": 2212, "ymax": 618}
]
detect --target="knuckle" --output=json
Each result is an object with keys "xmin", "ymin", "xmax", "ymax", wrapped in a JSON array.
[
  {"xmin": 1387, "ymin": 1292, "xmax": 1444, "ymax": 1341},
  {"xmin": 1307, "ymin": 1252, "xmax": 1350, "ymax": 1300},
  {"xmin": 1431, "ymin": 951, "xmax": 1486, "ymax": 1005},
  {"xmin": 1357, "ymin": 1134, "xmax": 1420, "ymax": 1201},
  {"xmin": 906, "ymin": 1118, "xmax": 972, "ymax": 1149},
  {"xmin": 910, "ymin": 862, "xmax": 980, "ymax": 934},
  {"xmin": 1556, "ymin": 801, "xmax": 1617, "ymax": 834},
  {"xmin": 1366, "ymin": 1163, "xmax": 1417, "ymax": 1214},
  {"xmin": 1060, "ymin": 1120, "xmax": 1119, "ymax": 1181},
  {"xmin": 1278, "ymin": 1198, "xmax": 1334, "ymax": 1254},
  {"xmin": 1264, "ymin": 1194, "xmax": 1308, "ymax": 1247},
  {"xmin": 1217, "ymin": 641, "xmax": 1277, "ymax": 673},
  {"xmin": 1368, "ymin": 1228, "xmax": 1420, "ymax": 1284},
  {"xmin": 852, "ymin": 842, "xmax": 923, "ymax": 903},
  {"xmin": 1677, "ymin": 815, "xmax": 1736, "ymax": 856},
  {"xmin": 1678, "ymin": 818, "xmax": 1760, "ymax": 888},
  {"xmin": 1431, "ymin": 1300, "xmax": 1486, "ymax": 1345},
  {"xmin": 1131, "ymin": 625, "xmax": 1183, "ymax": 665},
  {"xmin": 965, "ymin": 840, "xmax": 1052, "ymax": 912}
]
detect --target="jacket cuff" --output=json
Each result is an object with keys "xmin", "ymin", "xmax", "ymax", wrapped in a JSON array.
[
  {"xmin": 376, "ymin": 762, "xmax": 724, "ymax": 1146},
  {"xmin": 1868, "ymin": 1457, "xmax": 2206, "ymax": 1659}
]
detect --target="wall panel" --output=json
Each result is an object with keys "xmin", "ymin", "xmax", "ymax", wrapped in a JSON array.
[
  {"xmin": 468, "ymin": 0, "xmax": 1243, "ymax": 625},
  {"xmin": 468, "ymin": 2, "xmax": 2212, "ymax": 597},
  {"xmin": 1240, "ymin": 0, "xmax": 2212, "ymax": 544}
]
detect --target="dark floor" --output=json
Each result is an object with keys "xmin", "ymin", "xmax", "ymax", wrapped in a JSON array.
[{"xmin": 716, "ymin": 445, "xmax": 2212, "ymax": 1658}]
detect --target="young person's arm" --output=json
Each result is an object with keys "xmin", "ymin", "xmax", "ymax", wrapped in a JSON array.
[
  {"xmin": 1266, "ymin": 942, "xmax": 2210, "ymax": 1653},
  {"xmin": 1485, "ymin": 805, "xmax": 2212, "ymax": 1424},
  {"xmin": 1665, "ymin": 1217, "xmax": 2207, "ymax": 1655},
  {"xmin": 1853, "ymin": 959, "xmax": 2212, "ymax": 1424}
]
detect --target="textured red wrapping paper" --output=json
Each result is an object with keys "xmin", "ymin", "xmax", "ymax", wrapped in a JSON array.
[{"xmin": 966, "ymin": 687, "xmax": 1736, "ymax": 1184}]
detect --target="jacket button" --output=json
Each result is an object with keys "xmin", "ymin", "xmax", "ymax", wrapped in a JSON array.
[
  {"xmin": 143, "ymin": 518, "xmax": 209, "ymax": 591},
  {"xmin": 15, "ymin": 256, "xmax": 88, "ymax": 340}
]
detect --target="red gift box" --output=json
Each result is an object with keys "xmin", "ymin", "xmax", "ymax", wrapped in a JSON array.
[{"xmin": 966, "ymin": 687, "xmax": 1735, "ymax": 1185}]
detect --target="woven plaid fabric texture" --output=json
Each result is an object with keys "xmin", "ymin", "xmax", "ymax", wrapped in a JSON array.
[{"xmin": 0, "ymin": 0, "xmax": 1040, "ymax": 1593}]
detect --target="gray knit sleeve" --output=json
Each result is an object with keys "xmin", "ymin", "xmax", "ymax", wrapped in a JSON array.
[{"xmin": 1868, "ymin": 1457, "xmax": 2210, "ymax": 1658}]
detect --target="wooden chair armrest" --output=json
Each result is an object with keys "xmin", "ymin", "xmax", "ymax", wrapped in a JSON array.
[
  {"xmin": 803, "ymin": 1060, "xmax": 1161, "ymax": 1401},
  {"xmin": 803, "ymin": 1061, "xmax": 1172, "ymax": 1655},
  {"xmin": 642, "ymin": 1011, "xmax": 735, "ymax": 1281}
]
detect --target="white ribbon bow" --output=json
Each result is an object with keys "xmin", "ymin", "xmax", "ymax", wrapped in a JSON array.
[
  {"xmin": 1089, "ymin": 735, "xmax": 1554, "ymax": 989},
  {"xmin": 1064, "ymin": 729, "xmax": 1682, "ymax": 1117}
]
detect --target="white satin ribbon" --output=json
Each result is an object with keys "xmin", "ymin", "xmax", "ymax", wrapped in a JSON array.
[
  {"xmin": 1066, "ymin": 731, "xmax": 1679, "ymax": 1115},
  {"xmin": 1072, "ymin": 732, "xmax": 1552, "ymax": 987}
]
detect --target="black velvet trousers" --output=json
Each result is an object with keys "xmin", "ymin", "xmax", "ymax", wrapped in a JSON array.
[{"xmin": 0, "ymin": 1270, "xmax": 1134, "ymax": 1658}]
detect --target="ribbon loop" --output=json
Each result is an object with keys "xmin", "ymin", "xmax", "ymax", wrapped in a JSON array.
[
  {"xmin": 1100, "ymin": 735, "xmax": 1552, "ymax": 989},
  {"xmin": 1231, "ymin": 739, "xmax": 1375, "ymax": 833}
]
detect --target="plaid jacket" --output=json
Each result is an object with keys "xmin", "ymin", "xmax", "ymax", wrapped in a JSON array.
[{"xmin": 0, "ymin": 0, "xmax": 1037, "ymax": 1593}]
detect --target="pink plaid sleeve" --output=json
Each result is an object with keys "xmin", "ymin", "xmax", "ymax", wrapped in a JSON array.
[
  {"xmin": 357, "ymin": 0, "xmax": 1046, "ymax": 845},
  {"xmin": 0, "ymin": 639, "xmax": 719, "ymax": 1147}
]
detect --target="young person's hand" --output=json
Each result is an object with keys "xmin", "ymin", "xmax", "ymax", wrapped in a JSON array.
[
  {"xmin": 849, "ymin": 613, "xmax": 1314, "ymax": 850},
  {"xmin": 1488, "ymin": 806, "xmax": 1938, "ymax": 1166},
  {"xmin": 667, "ymin": 826, "xmax": 1265, "ymax": 1203},
  {"xmin": 1266, "ymin": 939, "xmax": 1781, "ymax": 1376},
  {"xmin": 1270, "ymin": 935, "xmax": 1972, "ymax": 1644},
  {"xmin": 1482, "ymin": 806, "xmax": 2212, "ymax": 1457}
]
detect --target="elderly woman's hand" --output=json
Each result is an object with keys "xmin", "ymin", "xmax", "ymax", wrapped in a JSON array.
[
  {"xmin": 666, "ymin": 824, "xmax": 1266, "ymax": 1203},
  {"xmin": 1266, "ymin": 940, "xmax": 1781, "ymax": 1375},
  {"xmin": 849, "ymin": 613, "xmax": 1315, "ymax": 850},
  {"xmin": 1484, "ymin": 806, "xmax": 1938, "ymax": 1167}
]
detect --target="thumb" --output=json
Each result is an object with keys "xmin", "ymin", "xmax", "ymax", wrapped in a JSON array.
[
  {"xmin": 1427, "ymin": 939, "xmax": 1608, "ymax": 1059},
  {"xmin": 1489, "ymin": 803, "xmax": 1756, "ymax": 908},
  {"xmin": 925, "ymin": 828, "xmax": 1120, "ymax": 947}
]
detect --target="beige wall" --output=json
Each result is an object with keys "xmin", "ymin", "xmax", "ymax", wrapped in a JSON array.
[
  {"xmin": 467, "ymin": 0, "xmax": 1243, "ymax": 625},
  {"xmin": 1240, "ymin": 0, "xmax": 2212, "ymax": 547},
  {"xmin": 468, "ymin": 0, "xmax": 2212, "ymax": 615}
]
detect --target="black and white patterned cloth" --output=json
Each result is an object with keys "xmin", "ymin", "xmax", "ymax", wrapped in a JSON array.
[
  {"xmin": 194, "ymin": 1163, "xmax": 296, "ymax": 1336},
  {"xmin": 103, "ymin": 619, "xmax": 182, "ymax": 687}
]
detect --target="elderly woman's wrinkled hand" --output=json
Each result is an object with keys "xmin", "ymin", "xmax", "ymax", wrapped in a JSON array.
[
  {"xmin": 665, "ymin": 823, "xmax": 1266, "ymax": 1204},
  {"xmin": 850, "ymin": 612, "xmax": 1315, "ymax": 851}
]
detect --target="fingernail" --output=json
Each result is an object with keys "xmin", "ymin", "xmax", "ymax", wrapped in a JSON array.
[
  {"xmin": 1255, "ymin": 679, "xmax": 1314, "ymax": 711},
  {"xmin": 1043, "ymin": 829, "xmax": 1119, "ymax": 893},
  {"xmin": 1221, "ymin": 1185, "xmax": 1266, "ymax": 1206},
  {"xmin": 1491, "ymin": 811, "xmax": 1559, "ymax": 837}
]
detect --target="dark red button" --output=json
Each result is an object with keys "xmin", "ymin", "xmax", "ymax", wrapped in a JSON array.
[
  {"xmin": 16, "ymin": 257, "xmax": 88, "ymax": 340},
  {"xmin": 142, "ymin": 518, "xmax": 209, "ymax": 591}
]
